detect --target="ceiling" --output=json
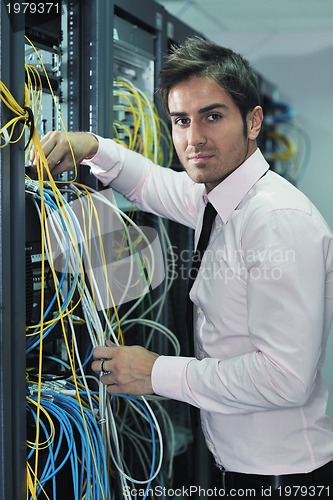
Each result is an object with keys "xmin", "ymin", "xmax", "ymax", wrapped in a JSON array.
[{"xmin": 155, "ymin": 0, "xmax": 333, "ymax": 35}]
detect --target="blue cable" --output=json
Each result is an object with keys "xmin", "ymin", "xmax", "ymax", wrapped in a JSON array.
[
  {"xmin": 27, "ymin": 189, "xmax": 84, "ymax": 352},
  {"xmin": 28, "ymin": 396, "xmax": 77, "ymax": 498},
  {"xmin": 116, "ymin": 395, "xmax": 157, "ymax": 500},
  {"xmin": 27, "ymin": 391, "xmax": 162, "ymax": 498},
  {"xmin": 27, "ymin": 397, "xmax": 76, "ymax": 499},
  {"xmin": 53, "ymin": 393, "xmax": 109, "ymax": 499},
  {"xmin": 26, "ymin": 186, "xmax": 165, "ymax": 498},
  {"xmin": 28, "ymin": 392, "xmax": 110, "ymax": 499},
  {"xmin": 264, "ymin": 100, "xmax": 296, "ymax": 124}
]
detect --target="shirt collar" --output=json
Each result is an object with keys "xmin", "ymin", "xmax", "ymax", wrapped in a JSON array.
[{"xmin": 205, "ymin": 148, "xmax": 270, "ymax": 224}]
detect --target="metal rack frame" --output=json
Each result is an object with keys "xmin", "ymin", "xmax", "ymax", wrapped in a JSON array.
[{"xmin": 0, "ymin": 4, "xmax": 27, "ymax": 500}]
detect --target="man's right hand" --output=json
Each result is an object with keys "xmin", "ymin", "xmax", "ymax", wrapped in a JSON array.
[{"xmin": 30, "ymin": 130, "xmax": 99, "ymax": 177}]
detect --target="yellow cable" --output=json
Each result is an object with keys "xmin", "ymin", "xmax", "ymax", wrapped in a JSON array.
[
  {"xmin": 27, "ymin": 461, "xmax": 51, "ymax": 500},
  {"xmin": 267, "ymin": 130, "xmax": 297, "ymax": 161},
  {"xmin": 23, "ymin": 42, "xmax": 106, "ymax": 497}
]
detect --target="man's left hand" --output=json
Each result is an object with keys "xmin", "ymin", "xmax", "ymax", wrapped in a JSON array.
[{"xmin": 92, "ymin": 339, "xmax": 159, "ymax": 395}]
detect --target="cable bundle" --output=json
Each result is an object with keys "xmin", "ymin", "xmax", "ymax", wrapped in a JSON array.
[
  {"xmin": 0, "ymin": 36, "xmax": 187, "ymax": 499},
  {"xmin": 27, "ymin": 388, "xmax": 109, "ymax": 500},
  {"xmin": 264, "ymin": 100, "xmax": 308, "ymax": 184},
  {"xmin": 24, "ymin": 173, "xmax": 181, "ymax": 499},
  {"xmin": 266, "ymin": 123, "xmax": 310, "ymax": 184},
  {"xmin": 113, "ymin": 78, "xmax": 174, "ymax": 167}
]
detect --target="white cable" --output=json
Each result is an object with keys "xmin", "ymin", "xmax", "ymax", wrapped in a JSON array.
[
  {"xmin": 27, "ymin": 180, "xmax": 183, "ymax": 496},
  {"xmin": 120, "ymin": 318, "xmax": 180, "ymax": 355}
]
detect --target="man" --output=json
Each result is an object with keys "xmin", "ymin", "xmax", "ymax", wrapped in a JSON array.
[{"xmin": 36, "ymin": 37, "xmax": 333, "ymax": 496}]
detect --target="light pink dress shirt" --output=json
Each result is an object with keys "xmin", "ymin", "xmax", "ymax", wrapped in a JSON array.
[{"xmin": 86, "ymin": 136, "xmax": 333, "ymax": 474}]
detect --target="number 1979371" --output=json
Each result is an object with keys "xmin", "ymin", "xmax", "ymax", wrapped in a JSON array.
[{"xmin": 6, "ymin": 2, "xmax": 59, "ymax": 15}]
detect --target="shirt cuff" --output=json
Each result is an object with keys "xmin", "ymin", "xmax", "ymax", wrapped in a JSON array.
[
  {"xmin": 83, "ymin": 135, "xmax": 126, "ymax": 185},
  {"xmin": 151, "ymin": 355, "xmax": 194, "ymax": 401}
]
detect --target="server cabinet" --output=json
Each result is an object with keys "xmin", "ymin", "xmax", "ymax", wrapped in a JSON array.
[
  {"xmin": 0, "ymin": 1, "xmax": 204, "ymax": 498},
  {"xmin": 0, "ymin": 1, "xmax": 284, "ymax": 498},
  {"xmin": 0, "ymin": 5, "xmax": 26, "ymax": 500},
  {"xmin": 77, "ymin": 6, "xmax": 204, "ymax": 496}
]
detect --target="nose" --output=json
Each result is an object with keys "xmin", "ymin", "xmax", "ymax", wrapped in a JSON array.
[{"xmin": 187, "ymin": 122, "xmax": 207, "ymax": 147}]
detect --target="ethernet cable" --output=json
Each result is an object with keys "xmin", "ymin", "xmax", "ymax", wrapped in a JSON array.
[
  {"xmin": 26, "ymin": 179, "xmax": 176, "ymax": 497},
  {"xmin": 0, "ymin": 36, "xmax": 186, "ymax": 499}
]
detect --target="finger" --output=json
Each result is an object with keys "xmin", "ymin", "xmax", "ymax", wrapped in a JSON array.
[
  {"xmin": 29, "ymin": 131, "xmax": 53, "ymax": 164},
  {"xmin": 34, "ymin": 131, "xmax": 73, "ymax": 174},
  {"xmin": 91, "ymin": 358, "xmax": 110, "ymax": 374},
  {"xmin": 29, "ymin": 147, "xmax": 36, "ymax": 165},
  {"xmin": 100, "ymin": 359, "xmax": 112, "ymax": 374},
  {"xmin": 45, "ymin": 148, "xmax": 71, "ymax": 173},
  {"xmin": 106, "ymin": 384, "xmax": 123, "ymax": 395},
  {"xmin": 93, "ymin": 346, "xmax": 113, "ymax": 360},
  {"xmin": 40, "ymin": 130, "xmax": 56, "ymax": 146},
  {"xmin": 29, "ymin": 131, "xmax": 55, "ymax": 169},
  {"xmin": 29, "ymin": 132, "xmax": 63, "ymax": 172},
  {"xmin": 49, "ymin": 161, "xmax": 73, "ymax": 177},
  {"xmin": 39, "ymin": 131, "xmax": 63, "ymax": 167},
  {"xmin": 105, "ymin": 339, "xmax": 116, "ymax": 347}
]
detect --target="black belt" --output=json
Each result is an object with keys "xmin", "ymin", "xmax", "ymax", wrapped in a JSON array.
[{"xmin": 221, "ymin": 460, "xmax": 333, "ymax": 492}]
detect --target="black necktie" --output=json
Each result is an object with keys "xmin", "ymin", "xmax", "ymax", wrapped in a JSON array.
[{"xmin": 187, "ymin": 202, "xmax": 217, "ymax": 357}]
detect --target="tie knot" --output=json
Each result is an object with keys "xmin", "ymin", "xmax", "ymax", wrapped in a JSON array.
[{"xmin": 203, "ymin": 202, "xmax": 217, "ymax": 226}]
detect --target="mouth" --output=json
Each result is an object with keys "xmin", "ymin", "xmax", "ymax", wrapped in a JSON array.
[{"xmin": 188, "ymin": 154, "xmax": 214, "ymax": 164}]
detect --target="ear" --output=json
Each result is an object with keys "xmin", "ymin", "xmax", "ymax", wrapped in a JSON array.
[{"xmin": 247, "ymin": 106, "xmax": 263, "ymax": 140}]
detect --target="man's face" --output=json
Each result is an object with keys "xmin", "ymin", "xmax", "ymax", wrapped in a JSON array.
[{"xmin": 168, "ymin": 76, "xmax": 258, "ymax": 192}]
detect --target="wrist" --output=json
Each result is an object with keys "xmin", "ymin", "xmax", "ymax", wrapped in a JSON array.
[{"xmin": 85, "ymin": 133, "xmax": 99, "ymax": 160}]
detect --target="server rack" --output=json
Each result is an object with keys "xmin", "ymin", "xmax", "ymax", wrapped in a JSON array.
[
  {"xmin": 77, "ymin": 6, "xmax": 204, "ymax": 494},
  {"xmin": 0, "ymin": 1, "xmax": 282, "ymax": 498},
  {"xmin": 0, "ymin": 5, "xmax": 26, "ymax": 500}
]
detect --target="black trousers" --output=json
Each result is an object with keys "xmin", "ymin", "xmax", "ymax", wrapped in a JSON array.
[{"xmin": 219, "ymin": 461, "xmax": 332, "ymax": 498}]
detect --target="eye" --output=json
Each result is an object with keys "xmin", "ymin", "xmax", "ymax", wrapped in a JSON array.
[
  {"xmin": 174, "ymin": 117, "xmax": 190, "ymax": 126},
  {"xmin": 207, "ymin": 113, "xmax": 222, "ymax": 122}
]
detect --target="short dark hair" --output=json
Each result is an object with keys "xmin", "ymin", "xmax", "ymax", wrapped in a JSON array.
[{"xmin": 157, "ymin": 37, "xmax": 260, "ymax": 127}]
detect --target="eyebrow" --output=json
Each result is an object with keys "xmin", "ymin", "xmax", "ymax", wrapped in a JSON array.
[{"xmin": 169, "ymin": 103, "xmax": 229, "ymax": 117}]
